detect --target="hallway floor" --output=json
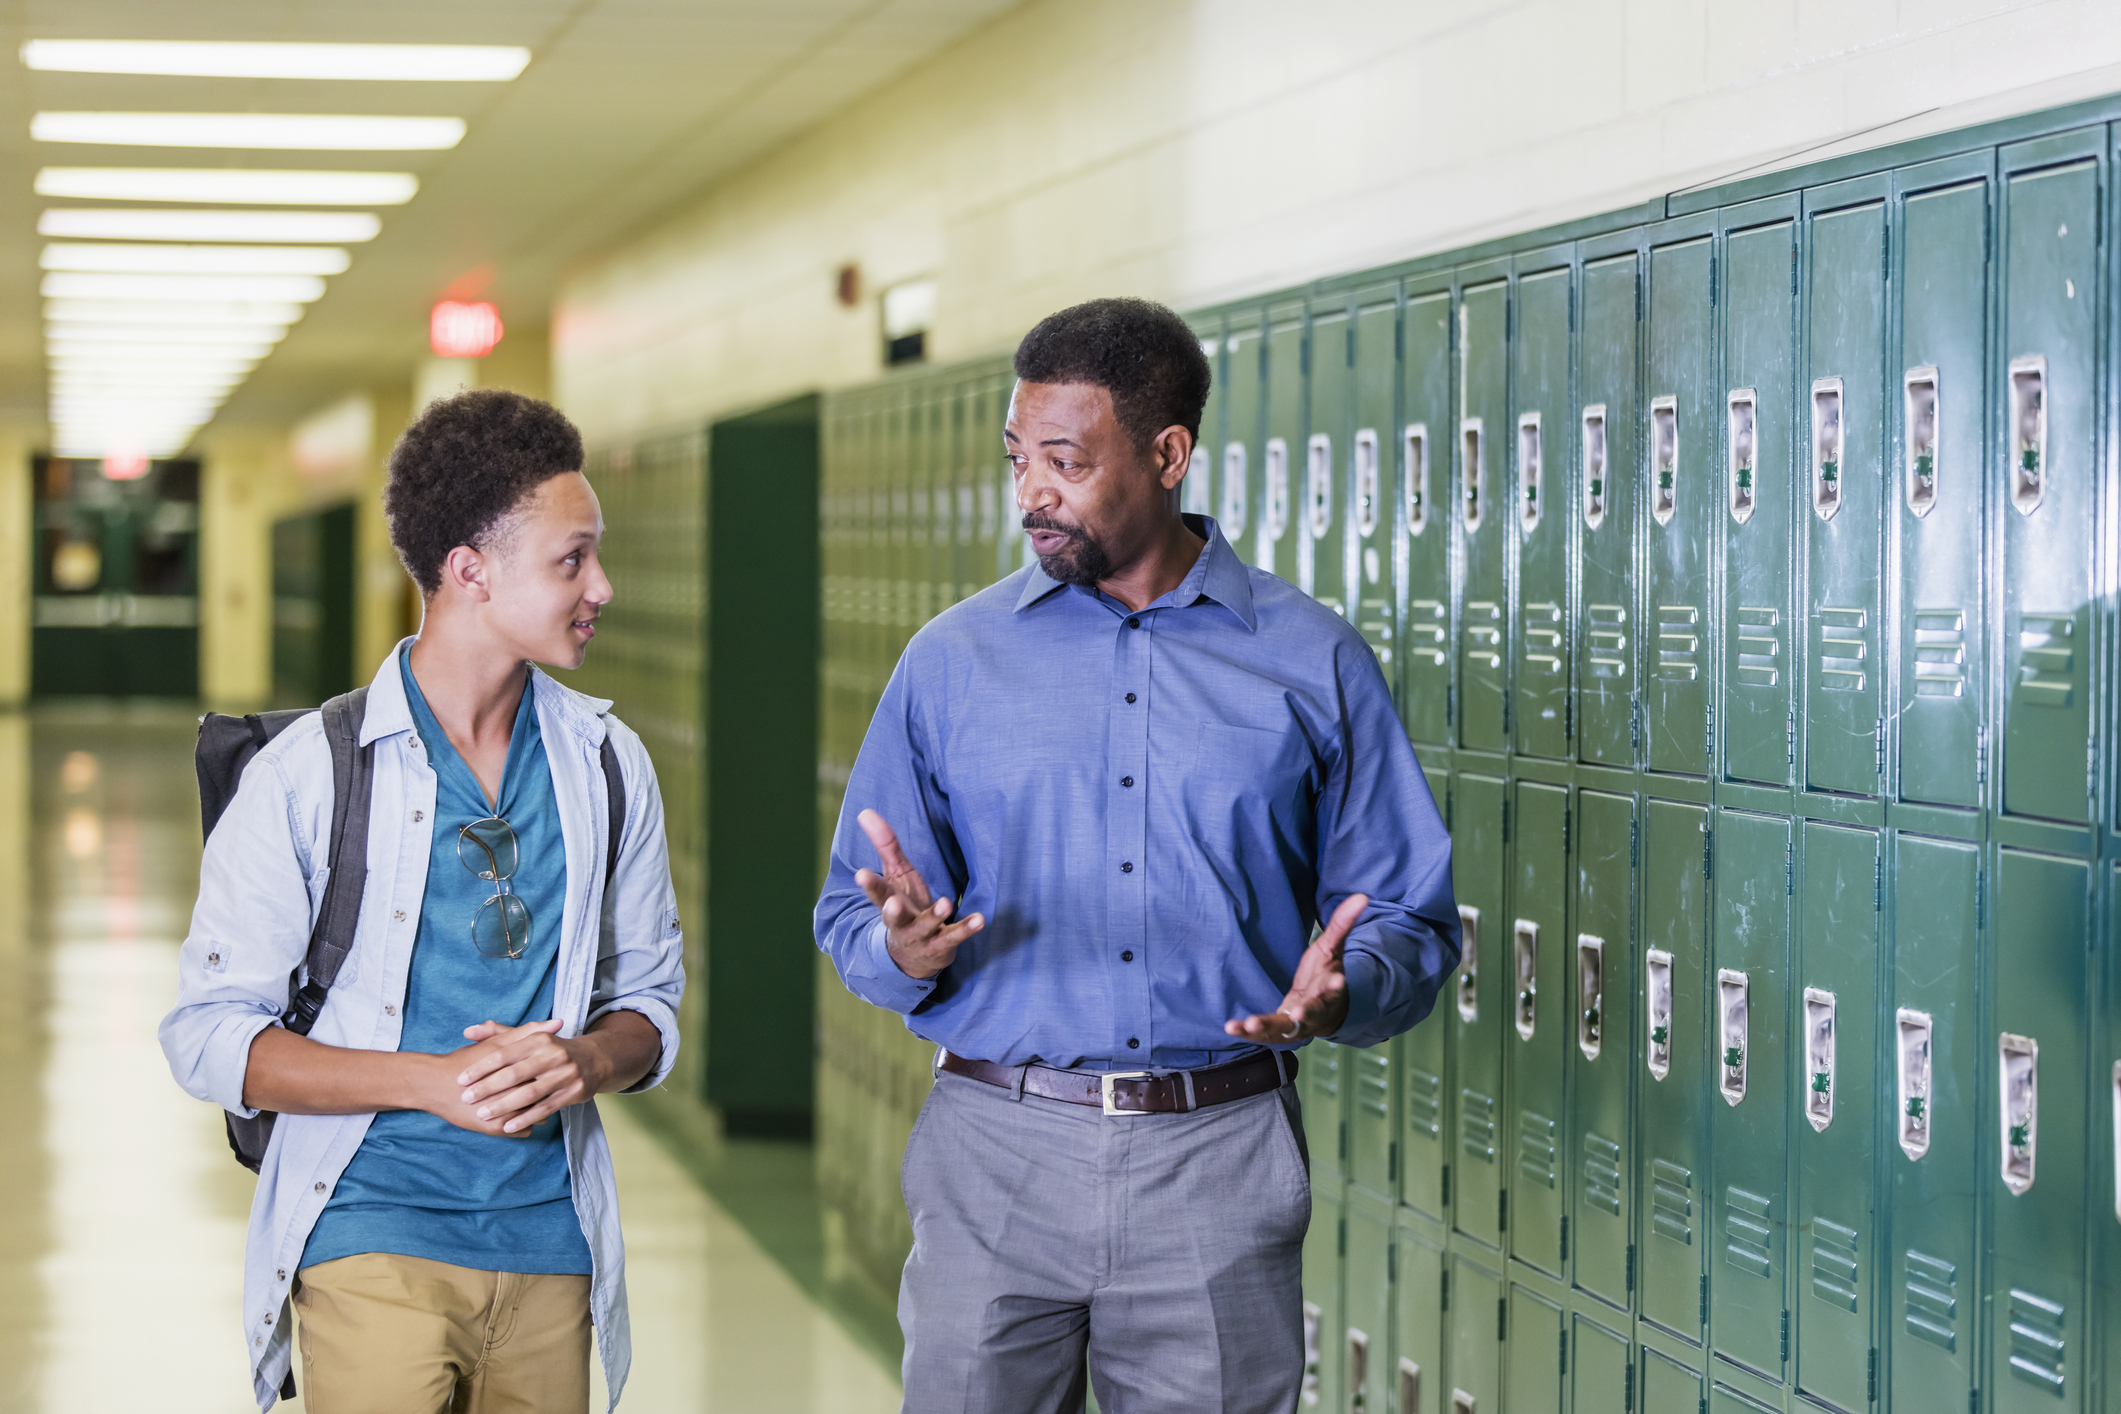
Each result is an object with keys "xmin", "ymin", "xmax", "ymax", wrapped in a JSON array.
[{"xmin": 0, "ymin": 705, "xmax": 900, "ymax": 1413}]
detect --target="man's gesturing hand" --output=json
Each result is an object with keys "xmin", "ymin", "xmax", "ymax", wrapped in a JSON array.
[
  {"xmin": 1224, "ymin": 893, "xmax": 1369, "ymax": 1044},
  {"xmin": 854, "ymin": 808, "xmax": 983, "ymax": 981}
]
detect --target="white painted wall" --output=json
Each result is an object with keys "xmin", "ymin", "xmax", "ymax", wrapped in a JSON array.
[{"xmin": 553, "ymin": 0, "xmax": 2121, "ymax": 446}]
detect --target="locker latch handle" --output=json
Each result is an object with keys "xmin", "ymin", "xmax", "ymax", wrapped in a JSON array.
[
  {"xmin": 1811, "ymin": 378, "xmax": 1844, "ymax": 522},
  {"xmin": 1577, "ymin": 934, "xmax": 1604, "ymax": 1061},
  {"xmin": 1904, "ymin": 368, "xmax": 1939, "ymax": 518},
  {"xmin": 1460, "ymin": 418, "xmax": 1484, "ymax": 532},
  {"xmin": 1398, "ymin": 1358, "xmax": 1421, "ymax": 1414},
  {"xmin": 1404, "ymin": 424, "xmax": 1429, "ymax": 537},
  {"xmin": 2000, "ymin": 1032, "xmax": 2038, "ymax": 1195},
  {"xmin": 1354, "ymin": 429, "xmax": 1381, "ymax": 540},
  {"xmin": 1300, "ymin": 1300, "xmax": 1322, "ymax": 1404},
  {"xmin": 1451, "ymin": 1389, "xmax": 1476, "ymax": 1414},
  {"xmin": 1803, "ymin": 987, "xmax": 1836, "ymax": 1132},
  {"xmin": 1346, "ymin": 1328, "xmax": 1369, "ymax": 1412},
  {"xmin": 1896, "ymin": 1007, "xmax": 1933, "ymax": 1160},
  {"xmin": 1306, "ymin": 433, "xmax": 1333, "ymax": 541},
  {"xmin": 2008, "ymin": 356, "xmax": 2046, "ymax": 515},
  {"xmin": 1220, "ymin": 442, "xmax": 1249, "ymax": 541},
  {"xmin": 1513, "ymin": 919, "xmax": 1538, "ymax": 1041},
  {"xmin": 1646, "ymin": 949, "xmax": 1674, "ymax": 1081},
  {"xmin": 1581, "ymin": 404, "xmax": 1608, "ymax": 530},
  {"xmin": 1717, "ymin": 969, "xmax": 1749, "ymax": 1106},
  {"xmin": 1727, "ymin": 388, "xmax": 1757, "ymax": 525},
  {"xmin": 1516, "ymin": 412, "xmax": 1542, "ymax": 534},
  {"xmin": 1263, "ymin": 438, "xmax": 1290, "ymax": 541},
  {"xmin": 1455, "ymin": 906, "xmax": 1480, "ymax": 1023},
  {"xmin": 1649, "ymin": 396, "xmax": 1677, "ymax": 526}
]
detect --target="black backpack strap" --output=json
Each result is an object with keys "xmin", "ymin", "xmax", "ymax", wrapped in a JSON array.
[
  {"xmin": 599, "ymin": 731, "xmax": 625, "ymax": 891},
  {"xmin": 286, "ymin": 687, "xmax": 372, "ymax": 1035}
]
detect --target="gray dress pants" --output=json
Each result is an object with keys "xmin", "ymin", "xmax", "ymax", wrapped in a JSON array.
[{"xmin": 897, "ymin": 1066, "xmax": 1311, "ymax": 1414}]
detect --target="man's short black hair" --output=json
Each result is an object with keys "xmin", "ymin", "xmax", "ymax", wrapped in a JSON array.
[
  {"xmin": 384, "ymin": 388, "xmax": 585, "ymax": 594},
  {"xmin": 1013, "ymin": 297, "xmax": 1212, "ymax": 451}
]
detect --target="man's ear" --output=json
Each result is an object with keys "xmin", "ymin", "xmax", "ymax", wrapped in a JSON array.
[
  {"xmin": 1152, "ymin": 424, "xmax": 1194, "ymax": 491},
  {"xmin": 439, "ymin": 543, "xmax": 493, "ymax": 602}
]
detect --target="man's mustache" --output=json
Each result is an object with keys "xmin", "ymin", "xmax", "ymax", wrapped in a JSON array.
[{"xmin": 1021, "ymin": 514, "xmax": 1083, "ymax": 538}]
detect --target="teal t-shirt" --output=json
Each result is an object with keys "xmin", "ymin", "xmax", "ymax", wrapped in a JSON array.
[{"xmin": 302, "ymin": 657, "xmax": 593, "ymax": 1275}]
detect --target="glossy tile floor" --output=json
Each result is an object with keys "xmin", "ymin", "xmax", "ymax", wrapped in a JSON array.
[{"xmin": 0, "ymin": 706, "xmax": 900, "ymax": 1413}]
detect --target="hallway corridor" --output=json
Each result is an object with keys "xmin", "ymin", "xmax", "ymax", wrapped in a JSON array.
[{"xmin": 0, "ymin": 707, "xmax": 901, "ymax": 1413}]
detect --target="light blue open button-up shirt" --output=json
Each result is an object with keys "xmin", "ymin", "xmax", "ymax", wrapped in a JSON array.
[{"xmin": 815, "ymin": 515, "xmax": 1460, "ymax": 1071}]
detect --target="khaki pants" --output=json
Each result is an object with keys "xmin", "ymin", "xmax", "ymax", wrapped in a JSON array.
[{"xmin": 293, "ymin": 1253, "xmax": 591, "ymax": 1414}]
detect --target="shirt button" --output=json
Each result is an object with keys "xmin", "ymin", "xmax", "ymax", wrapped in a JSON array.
[
  {"xmin": 1125, "ymin": 693, "xmax": 1137, "ymax": 704},
  {"xmin": 411, "ymin": 809, "xmax": 424, "ymax": 823},
  {"xmin": 1121, "ymin": 950, "xmax": 1134, "ymax": 962},
  {"xmin": 1126, "ymin": 616, "xmax": 1140, "ymax": 629},
  {"xmin": 393, "ymin": 910, "xmax": 406, "ymax": 922},
  {"xmin": 1120, "ymin": 776, "xmax": 1134, "ymax": 788},
  {"xmin": 264, "ymin": 1313, "xmax": 274, "ymax": 1325},
  {"xmin": 1127, "ymin": 1038, "xmax": 1141, "ymax": 1049},
  {"xmin": 1120, "ymin": 861, "xmax": 1133, "ymax": 873},
  {"xmin": 313, "ymin": 1182, "xmax": 326, "ymax": 1194},
  {"xmin": 277, "ymin": 1270, "xmax": 287, "ymax": 1282},
  {"xmin": 206, "ymin": 951, "xmax": 220, "ymax": 965},
  {"xmin": 384, "ymin": 1004, "xmax": 397, "ymax": 1017}
]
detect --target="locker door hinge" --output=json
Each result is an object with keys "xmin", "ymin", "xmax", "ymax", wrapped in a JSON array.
[
  {"xmin": 1444, "ymin": 788, "xmax": 1454, "ymax": 831},
  {"xmin": 1560, "ymin": 1215, "xmax": 1570, "ymax": 1261},
  {"xmin": 1705, "ymin": 704, "xmax": 1716, "ymax": 761},
  {"xmin": 1447, "ymin": 683, "xmax": 1457, "ymax": 729},
  {"xmin": 1563, "ymin": 808, "xmax": 1572, "ymax": 857},
  {"xmin": 1502, "ymin": 798, "xmax": 1511, "ymax": 843},
  {"xmin": 1565, "ymin": 693, "xmax": 1574, "ymax": 739},
  {"xmin": 1442, "ymin": 1163, "xmax": 1452, "ymax": 1208},
  {"xmin": 1625, "ymin": 1360, "xmax": 1636, "ymax": 1412},
  {"xmin": 1630, "ymin": 698, "xmax": 1644, "ymax": 757},
  {"xmin": 1501, "ymin": 693, "xmax": 1513, "ymax": 736},
  {"xmin": 1699, "ymin": 1274, "xmax": 1710, "ymax": 1326},
  {"xmin": 1868, "ymin": 1346, "xmax": 1878, "ymax": 1402},
  {"xmin": 1786, "ymin": 710, "xmax": 1796, "ymax": 766},
  {"xmin": 1882, "ymin": 224, "xmax": 1890, "ymax": 279},
  {"xmin": 1790, "ymin": 245, "xmax": 1798, "ymax": 295},
  {"xmin": 1625, "ymin": 1243, "xmax": 1637, "ymax": 1292},
  {"xmin": 1710, "ymin": 255, "xmax": 1719, "ymax": 307},
  {"xmin": 1630, "ymin": 820, "xmax": 1640, "ymax": 869},
  {"xmin": 1874, "ymin": 855, "xmax": 1884, "ymax": 913},
  {"xmin": 1569, "ymin": 285, "xmax": 1577, "ymax": 334},
  {"xmin": 1505, "ymin": 294, "xmax": 1513, "ymax": 341},
  {"xmin": 1498, "ymin": 1296, "xmax": 1509, "ymax": 1342},
  {"xmin": 1785, "ymin": 845, "xmax": 1794, "ymax": 896},
  {"xmin": 1780, "ymin": 1309, "xmax": 1790, "ymax": 1363},
  {"xmin": 1560, "ymin": 1326, "xmax": 1569, "ymax": 1375},
  {"xmin": 1388, "ymin": 1242, "xmax": 1398, "ymax": 1281},
  {"xmin": 1974, "ymin": 868, "xmax": 1985, "ymax": 930},
  {"xmin": 1703, "ymin": 828, "xmax": 1714, "ymax": 881},
  {"xmin": 1388, "ymin": 1139, "xmax": 1398, "ymax": 1185},
  {"xmin": 1976, "ymin": 726, "xmax": 1988, "ymax": 785},
  {"xmin": 1339, "ymin": 1119, "xmax": 1349, "ymax": 1165},
  {"xmin": 1498, "ymin": 1187, "xmax": 1509, "ymax": 1232},
  {"xmin": 1338, "ymin": 1214, "xmax": 1346, "ymax": 1256},
  {"xmin": 1875, "ymin": 716, "xmax": 1886, "ymax": 778},
  {"xmin": 1441, "ymin": 1267, "xmax": 1451, "ymax": 1311}
]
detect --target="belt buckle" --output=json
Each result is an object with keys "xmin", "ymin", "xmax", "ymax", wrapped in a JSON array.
[{"xmin": 1100, "ymin": 1070, "xmax": 1153, "ymax": 1116}]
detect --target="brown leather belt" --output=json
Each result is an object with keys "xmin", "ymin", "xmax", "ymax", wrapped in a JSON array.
[{"xmin": 937, "ymin": 1047, "xmax": 1298, "ymax": 1115}]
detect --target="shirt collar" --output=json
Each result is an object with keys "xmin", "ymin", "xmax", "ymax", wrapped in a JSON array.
[
  {"xmin": 360, "ymin": 636, "xmax": 614, "ymax": 747},
  {"xmin": 1013, "ymin": 514, "xmax": 1257, "ymax": 631}
]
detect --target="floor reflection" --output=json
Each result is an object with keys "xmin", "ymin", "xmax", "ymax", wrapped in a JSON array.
[{"xmin": 0, "ymin": 706, "xmax": 898, "ymax": 1414}]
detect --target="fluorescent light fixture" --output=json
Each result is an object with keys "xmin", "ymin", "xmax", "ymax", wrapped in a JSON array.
[
  {"xmin": 42, "ymin": 272, "xmax": 327, "ymax": 302},
  {"xmin": 42, "ymin": 243, "xmax": 350, "ymax": 275},
  {"xmin": 21, "ymin": 40, "xmax": 531, "ymax": 82},
  {"xmin": 39, "ymin": 208, "xmax": 381, "ymax": 243},
  {"xmin": 50, "ymin": 360, "xmax": 257, "ymax": 377},
  {"xmin": 33, "ymin": 112, "xmax": 467, "ymax": 151},
  {"xmin": 36, "ymin": 168, "xmax": 417, "ymax": 205},
  {"xmin": 45, "ymin": 299, "xmax": 306, "ymax": 327},
  {"xmin": 48, "ymin": 334, "xmax": 279, "ymax": 355}
]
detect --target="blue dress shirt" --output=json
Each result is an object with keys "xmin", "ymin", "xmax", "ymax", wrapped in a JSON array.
[{"xmin": 814, "ymin": 515, "xmax": 1461, "ymax": 1071}]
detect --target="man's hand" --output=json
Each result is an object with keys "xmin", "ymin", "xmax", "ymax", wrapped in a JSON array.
[
  {"xmin": 853, "ymin": 808, "xmax": 983, "ymax": 981},
  {"xmin": 1224, "ymin": 894, "xmax": 1369, "ymax": 1044}
]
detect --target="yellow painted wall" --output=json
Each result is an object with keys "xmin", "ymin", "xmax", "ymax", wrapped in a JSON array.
[
  {"xmin": 553, "ymin": 0, "xmax": 2121, "ymax": 445},
  {"xmin": 196, "ymin": 430, "xmax": 303, "ymax": 710},
  {"xmin": 0, "ymin": 428, "xmax": 33, "ymax": 707}
]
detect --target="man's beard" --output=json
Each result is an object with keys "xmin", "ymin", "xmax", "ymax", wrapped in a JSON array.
[{"xmin": 1024, "ymin": 514, "xmax": 1113, "ymax": 585}]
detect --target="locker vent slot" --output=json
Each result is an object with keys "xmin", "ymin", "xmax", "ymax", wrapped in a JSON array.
[
  {"xmin": 1810, "ymin": 377, "xmax": 1845, "ymax": 521},
  {"xmin": 1404, "ymin": 424, "xmax": 1429, "ymax": 537},
  {"xmin": 2015, "ymin": 613, "xmax": 2075, "ymax": 706},
  {"xmin": 1904, "ymin": 366, "xmax": 1939, "ymax": 517},
  {"xmin": 1518, "ymin": 1111, "xmax": 1557, "ymax": 1189},
  {"xmin": 1895, "ymin": 1008, "xmax": 1933, "ymax": 1160},
  {"xmin": 1810, "ymin": 1218, "xmax": 1860, "ymax": 1311},
  {"xmin": 1305, "ymin": 433, "xmax": 1334, "ymax": 541},
  {"xmin": 1582, "ymin": 1133, "xmax": 1623, "ymax": 1215},
  {"xmin": 1722, "ymin": 1186, "xmax": 1772, "ymax": 1278},
  {"xmin": 1904, "ymin": 1249, "xmax": 1957, "ymax": 1353},
  {"xmin": 1354, "ymin": 429, "xmax": 1381, "ymax": 540},
  {"xmin": 1816, "ymin": 606, "xmax": 1869, "ymax": 693},
  {"xmin": 1465, "ymin": 601, "xmax": 1503, "ymax": 670},
  {"xmin": 1460, "ymin": 1090, "xmax": 1497, "ymax": 1162},
  {"xmin": 1650, "ymin": 1159, "xmax": 1692, "ymax": 1245},
  {"xmin": 1734, "ymin": 606, "xmax": 1780, "ymax": 687},
  {"xmin": 1581, "ymin": 404, "xmax": 1608, "ymax": 529},
  {"xmin": 1221, "ymin": 442, "xmax": 1249, "ymax": 541},
  {"xmin": 1461, "ymin": 418, "xmax": 1485, "ymax": 532},
  {"xmin": 1355, "ymin": 1049, "xmax": 1389, "ymax": 1121},
  {"xmin": 1517, "ymin": 411, "xmax": 1543, "ymax": 533},
  {"xmin": 1586, "ymin": 604, "xmax": 1628, "ymax": 680},
  {"xmin": 1912, "ymin": 610, "xmax": 1966, "ymax": 699},
  {"xmin": 1727, "ymin": 387, "xmax": 1757, "ymax": 524},
  {"xmin": 1649, "ymin": 395, "xmax": 1678, "ymax": 526},
  {"xmin": 1656, "ymin": 605, "xmax": 1699, "ymax": 682},
  {"xmin": 2007, "ymin": 355, "xmax": 2046, "ymax": 516},
  {"xmin": 1264, "ymin": 437, "xmax": 1290, "ymax": 542},
  {"xmin": 1456, "ymin": 906, "xmax": 1480, "ymax": 1022},
  {"xmin": 1522, "ymin": 601, "xmax": 1563, "ymax": 677},
  {"xmin": 1409, "ymin": 598, "xmax": 1447, "ymax": 667},
  {"xmin": 1999, "ymin": 1033, "xmax": 2038, "ymax": 1195},
  {"xmin": 2006, "ymin": 1288, "xmax": 2066, "ymax": 1393},
  {"xmin": 1407, "ymin": 1067, "xmax": 1442, "ymax": 1140}
]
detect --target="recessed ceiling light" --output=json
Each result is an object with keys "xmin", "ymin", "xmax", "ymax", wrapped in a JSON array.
[
  {"xmin": 35, "ymin": 168, "xmax": 417, "ymax": 205},
  {"xmin": 44, "ymin": 299, "xmax": 307, "ymax": 327},
  {"xmin": 21, "ymin": 40, "xmax": 531, "ymax": 82},
  {"xmin": 33, "ymin": 112, "xmax": 467, "ymax": 150},
  {"xmin": 42, "ymin": 243, "xmax": 351, "ymax": 276},
  {"xmin": 39, "ymin": 209, "xmax": 381, "ymax": 243},
  {"xmin": 42, "ymin": 272, "xmax": 328, "ymax": 302}
]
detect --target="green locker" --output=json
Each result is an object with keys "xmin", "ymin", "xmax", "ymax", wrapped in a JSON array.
[
  {"xmin": 920, "ymin": 384, "xmax": 949, "ymax": 625},
  {"xmin": 1988, "ymin": 848, "xmax": 2091, "ymax": 1412},
  {"xmin": 1306, "ymin": 1183, "xmax": 1347, "ymax": 1414},
  {"xmin": 1349, "ymin": 1033, "xmax": 1397, "ymax": 1202},
  {"xmin": 1402, "ymin": 763, "xmax": 1454, "ymax": 1220},
  {"xmin": 1306, "ymin": 1038, "xmax": 1350, "ymax": 1186},
  {"xmin": 1576, "ymin": 247, "xmax": 1641, "ymax": 768},
  {"xmin": 1793, "ymin": 822, "xmax": 1880, "ymax": 1413},
  {"xmin": 2105, "ymin": 863, "xmax": 2121, "ymax": 1414},
  {"xmin": 1262, "ymin": 302, "xmax": 1307, "ymax": 584},
  {"xmin": 1892, "ymin": 160, "xmax": 1990, "ymax": 810},
  {"xmin": 1505, "ymin": 1282, "xmax": 1563, "ymax": 1414},
  {"xmin": 1352, "ymin": 288, "xmax": 1400, "ymax": 689},
  {"xmin": 1451, "ymin": 773, "xmax": 1508, "ymax": 1247},
  {"xmin": 1392, "ymin": 1216, "xmax": 1445, "ymax": 1414},
  {"xmin": 1639, "ymin": 1348, "xmax": 1703, "ymax": 1414},
  {"xmin": 1571, "ymin": 790, "xmax": 1635, "ymax": 1312},
  {"xmin": 1888, "ymin": 834, "xmax": 1981, "ymax": 1410},
  {"xmin": 1402, "ymin": 284, "xmax": 1455, "ymax": 744},
  {"xmin": 1223, "ymin": 310, "xmax": 1265, "ymax": 569},
  {"xmin": 1573, "ymin": 1314, "xmax": 1631, "ymax": 1414},
  {"xmin": 1997, "ymin": 132, "xmax": 2101, "ymax": 825},
  {"xmin": 1447, "ymin": 1256, "xmax": 1502, "ymax": 1414},
  {"xmin": 1459, "ymin": 267, "xmax": 1510, "ymax": 755},
  {"xmin": 1801, "ymin": 182, "xmax": 1889, "ymax": 798},
  {"xmin": 1644, "ymin": 231, "xmax": 1716, "ymax": 776},
  {"xmin": 1187, "ymin": 317, "xmax": 1224, "ymax": 523},
  {"xmin": 1513, "ymin": 252, "xmax": 1573, "ymax": 760},
  {"xmin": 974, "ymin": 373, "xmax": 1008, "ymax": 594},
  {"xmin": 1308, "ymin": 296, "xmax": 1352, "ymax": 618},
  {"xmin": 1346, "ymin": 1188, "xmax": 1395, "ymax": 1414},
  {"xmin": 1507, "ymin": 780, "xmax": 1570, "ymax": 1276},
  {"xmin": 1718, "ymin": 204, "xmax": 1798, "ymax": 788},
  {"xmin": 1639, "ymin": 798, "xmax": 1709, "ymax": 1341},
  {"xmin": 1707, "ymin": 809, "xmax": 1791, "ymax": 1380}
]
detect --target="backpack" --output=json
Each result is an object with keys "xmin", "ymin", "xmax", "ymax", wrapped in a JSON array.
[{"xmin": 195, "ymin": 686, "xmax": 626, "ymax": 1174}]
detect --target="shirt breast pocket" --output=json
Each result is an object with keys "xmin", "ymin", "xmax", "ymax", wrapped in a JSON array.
[{"xmin": 1180, "ymin": 721, "xmax": 1313, "ymax": 831}]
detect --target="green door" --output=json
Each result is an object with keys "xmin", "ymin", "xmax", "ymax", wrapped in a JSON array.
[
  {"xmin": 1639, "ymin": 799, "xmax": 1708, "ymax": 1340},
  {"xmin": 1458, "ymin": 268, "xmax": 1510, "ymax": 754},
  {"xmin": 1997, "ymin": 133, "xmax": 2101, "ymax": 825},
  {"xmin": 1346, "ymin": 1188, "xmax": 1394, "ymax": 1414},
  {"xmin": 1223, "ymin": 310, "xmax": 1266, "ymax": 569},
  {"xmin": 1572, "ymin": 1315, "xmax": 1631, "ymax": 1414},
  {"xmin": 1802, "ymin": 187, "xmax": 1888, "ymax": 798},
  {"xmin": 1308, "ymin": 297, "xmax": 1352, "ymax": 617},
  {"xmin": 1709, "ymin": 809, "xmax": 1792, "ymax": 1380},
  {"xmin": 1889, "ymin": 834, "xmax": 1980, "ymax": 1410},
  {"xmin": 1513, "ymin": 253, "xmax": 1572, "ymax": 760},
  {"xmin": 1794, "ymin": 822, "xmax": 1880, "ymax": 1413},
  {"xmin": 1447, "ymin": 1256, "xmax": 1502, "ymax": 1414},
  {"xmin": 1988, "ymin": 848, "xmax": 2091, "ymax": 1412},
  {"xmin": 1402, "ymin": 764, "xmax": 1454, "ymax": 1219},
  {"xmin": 1187, "ymin": 318, "xmax": 1225, "ymax": 525},
  {"xmin": 1306, "ymin": 1039, "xmax": 1349, "ymax": 1187},
  {"xmin": 1451, "ymin": 774, "xmax": 1508, "ymax": 1247},
  {"xmin": 1401, "ymin": 285, "xmax": 1455, "ymax": 744},
  {"xmin": 1505, "ymin": 1282, "xmax": 1563, "ymax": 1414},
  {"xmin": 1571, "ymin": 790, "xmax": 1636, "ymax": 1312},
  {"xmin": 1576, "ymin": 248, "xmax": 1641, "ymax": 768},
  {"xmin": 1507, "ymin": 781, "xmax": 1569, "ymax": 1276},
  {"xmin": 1305, "ymin": 1183, "xmax": 1346, "ymax": 1414},
  {"xmin": 1719, "ymin": 207, "xmax": 1798, "ymax": 787},
  {"xmin": 1352, "ymin": 289, "xmax": 1401, "ymax": 693},
  {"xmin": 1892, "ymin": 163, "xmax": 1990, "ymax": 809},
  {"xmin": 1639, "ymin": 1349, "xmax": 1703, "ymax": 1414},
  {"xmin": 1262, "ymin": 303, "xmax": 1308, "ymax": 584},
  {"xmin": 1393, "ymin": 1214, "xmax": 1446, "ymax": 1414},
  {"xmin": 1644, "ymin": 233, "xmax": 1714, "ymax": 777}
]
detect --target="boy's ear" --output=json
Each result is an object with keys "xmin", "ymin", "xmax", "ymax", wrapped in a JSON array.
[{"xmin": 440, "ymin": 543, "xmax": 493, "ymax": 602}]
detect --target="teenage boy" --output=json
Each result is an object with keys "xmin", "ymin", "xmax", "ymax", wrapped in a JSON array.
[{"xmin": 162, "ymin": 389, "xmax": 685, "ymax": 1412}]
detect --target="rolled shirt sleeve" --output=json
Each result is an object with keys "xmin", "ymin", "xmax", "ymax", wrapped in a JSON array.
[{"xmin": 589, "ymin": 721, "xmax": 687, "ymax": 1093}]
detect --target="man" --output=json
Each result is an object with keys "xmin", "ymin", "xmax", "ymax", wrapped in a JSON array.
[
  {"xmin": 162, "ymin": 389, "xmax": 685, "ymax": 1412},
  {"xmin": 815, "ymin": 297, "xmax": 1459, "ymax": 1413}
]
